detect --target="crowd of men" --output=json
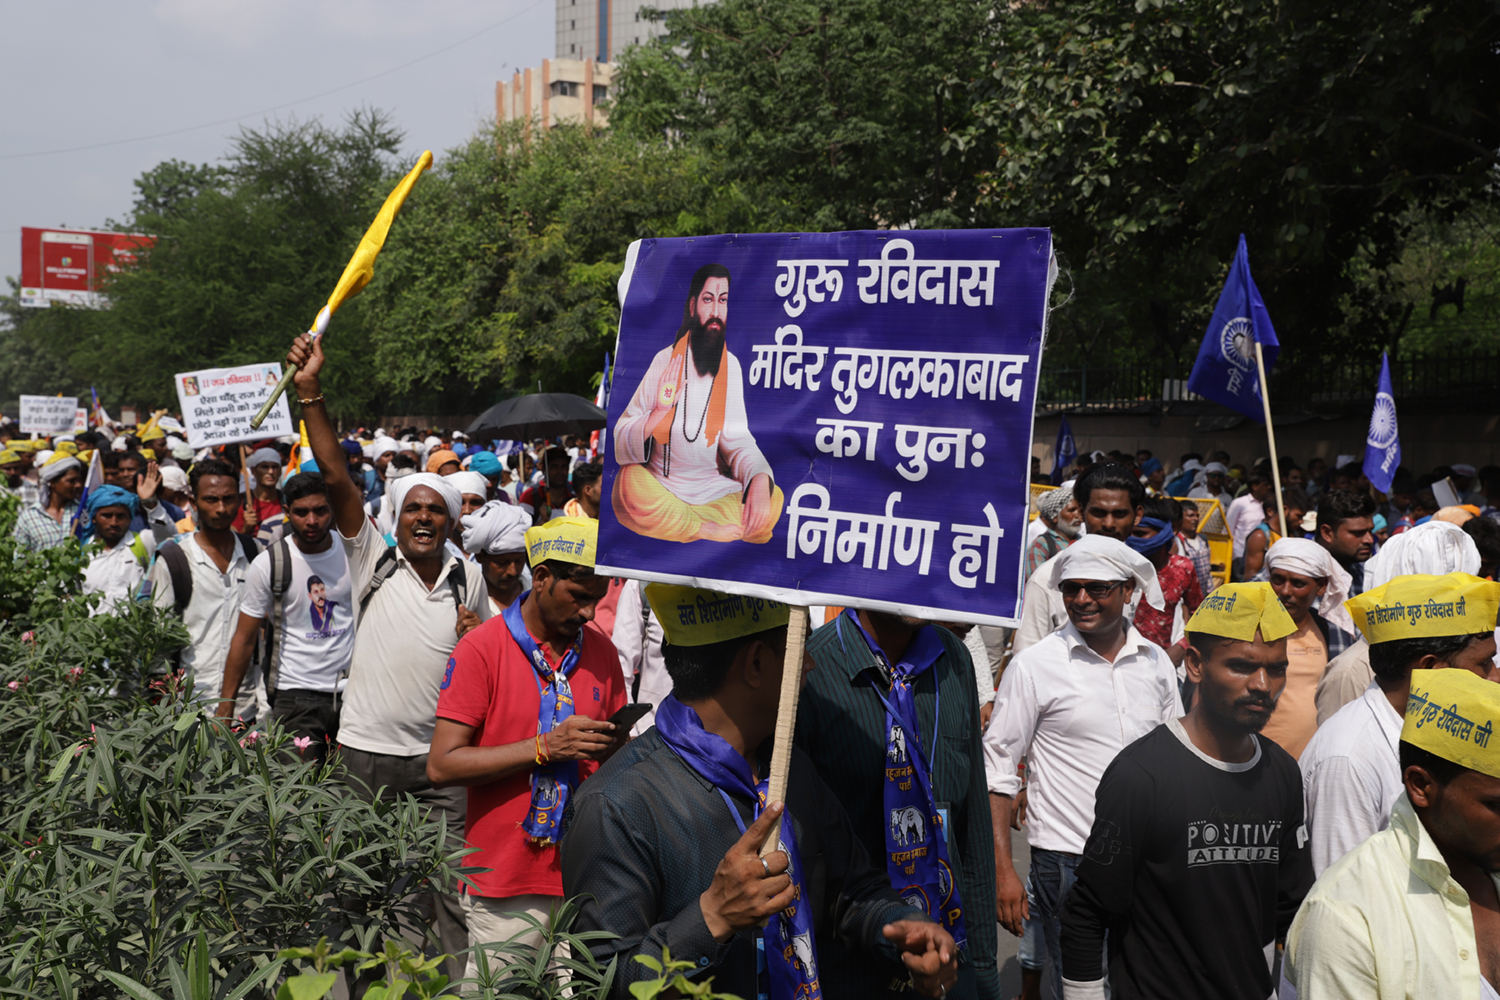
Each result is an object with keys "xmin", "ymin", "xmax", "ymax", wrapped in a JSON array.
[{"xmin": 6, "ymin": 370, "xmax": 1500, "ymax": 1000}]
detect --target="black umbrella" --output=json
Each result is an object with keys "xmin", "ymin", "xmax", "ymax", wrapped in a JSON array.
[{"xmin": 467, "ymin": 392, "xmax": 607, "ymax": 443}]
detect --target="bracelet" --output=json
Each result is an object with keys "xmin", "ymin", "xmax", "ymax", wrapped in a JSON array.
[
  {"xmin": 534, "ymin": 733, "xmax": 549, "ymax": 767},
  {"xmin": 297, "ymin": 393, "xmax": 324, "ymax": 405}
]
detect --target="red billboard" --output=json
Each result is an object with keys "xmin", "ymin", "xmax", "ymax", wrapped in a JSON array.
[{"xmin": 19, "ymin": 227, "xmax": 154, "ymax": 308}]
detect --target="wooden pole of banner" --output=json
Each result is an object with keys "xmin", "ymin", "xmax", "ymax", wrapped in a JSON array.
[
  {"xmin": 761, "ymin": 605, "xmax": 810, "ymax": 857},
  {"xmin": 1254, "ymin": 342, "xmax": 1288, "ymax": 538}
]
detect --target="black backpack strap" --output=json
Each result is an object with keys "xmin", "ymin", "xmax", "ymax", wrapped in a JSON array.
[
  {"xmin": 158, "ymin": 541, "xmax": 193, "ymax": 616},
  {"xmin": 238, "ymin": 532, "xmax": 261, "ymax": 562},
  {"xmin": 263, "ymin": 539, "xmax": 293, "ymax": 698},
  {"xmin": 447, "ymin": 559, "xmax": 469, "ymax": 617},
  {"xmin": 357, "ymin": 546, "xmax": 401, "ymax": 620}
]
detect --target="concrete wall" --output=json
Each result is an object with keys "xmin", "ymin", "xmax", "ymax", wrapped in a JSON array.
[{"xmin": 1030, "ymin": 410, "xmax": 1500, "ymax": 476}]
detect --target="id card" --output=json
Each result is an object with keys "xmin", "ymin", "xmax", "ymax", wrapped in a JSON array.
[{"xmin": 936, "ymin": 802, "xmax": 952, "ymax": 850}]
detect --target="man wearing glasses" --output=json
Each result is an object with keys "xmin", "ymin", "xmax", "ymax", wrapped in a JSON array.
[{"xmin": 983, "ymin": 535, "xmax": 1182, "ymax": 1000}]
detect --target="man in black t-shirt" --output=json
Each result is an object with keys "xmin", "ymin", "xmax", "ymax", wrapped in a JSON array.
[{"xmin": 1060, "ymin": 582, "xmax": 1316, "ymax": 999}]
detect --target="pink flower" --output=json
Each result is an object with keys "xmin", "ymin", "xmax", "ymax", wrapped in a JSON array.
[
  {"xmin": 68, "ymin": 666, "xmax": 84, "ymax": 680},
  {"xmin": 21, "ymin": 632, "xmax": 34, "ymax": 643},
  {"xmin": 293, "ymin": 736, "xmax": 314, "ymax": 753},
  {"xmin": 6, "ymin": 681, "xmax": 19, "ymax": 692}
]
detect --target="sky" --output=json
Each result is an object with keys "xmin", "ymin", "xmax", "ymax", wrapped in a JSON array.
[{"xmin": 0, "ymin": 0, "xmax": 554, "ymax": 290}]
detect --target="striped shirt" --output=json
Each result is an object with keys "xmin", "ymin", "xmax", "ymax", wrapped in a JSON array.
[{"xmin": 13, "ymin": 503, "xmax": 79, "ymax": 552}]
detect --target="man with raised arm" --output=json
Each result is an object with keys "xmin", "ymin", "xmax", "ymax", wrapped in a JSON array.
[
  {"xmin": 284, "ymin": 332, "xmax": 489, "ymax": 979},
  {"xmin": 563, "ymin": 584, "xmax": 958, "ymax": 1000}
]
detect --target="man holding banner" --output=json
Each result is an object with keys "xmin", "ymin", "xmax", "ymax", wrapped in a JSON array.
[
  {"xmin": 562, "ymin": 584, "xmax": 959, "ymax": 999},
  {"xmin": 611, "ymin": 264, "xmax": 784, "ymax": 545}
]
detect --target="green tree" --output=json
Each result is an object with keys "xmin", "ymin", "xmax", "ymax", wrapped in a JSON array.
[
  {"xmin": 611, "ymin": 0, "xmax": 995, "ymax": 231},
  {"xmin": 952, "ymin": 0, "xmax": 1500, "ymax": 366},
  {"xmin": 20, "ymin": 111, "xmax": 405, "ymax": 418},
  {"xmin": 358, "ymin": 122, "xmax": 764, "ymax": 401}
]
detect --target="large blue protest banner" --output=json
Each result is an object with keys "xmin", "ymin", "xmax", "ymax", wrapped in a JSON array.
[{"xmin": 596, "ymin": 230, "xmax": 1056, "ymax": 626}]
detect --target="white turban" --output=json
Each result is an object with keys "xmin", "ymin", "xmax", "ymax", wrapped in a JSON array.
[
  {"xmin": 246, "ymin": 447, "xmax": 281, "ymax": 469},
  {"xmin": 448, "ymin": 471, "xmax": 490, "ymax": 500},
  {"xmin": 371, "ymin": 438, "xmax": 401, "ymax": 460},
  {"xmin": 387, "ymin": 471, "xmax": 462, "ymax": 525},
  {"xmin": 1265, "ymin": 538, "xmax": 1355, "ymax": 635},
  {"xmin": 1050, "ymin": 534, "xmax": 1165, "ymax": 611},
  {"xmin": 159, "ymin": 466, "xmax": 190, "ymax": 494},
  {"xmin": 38, "ymin": 456, "xmax": 80, "ymax": 482},
  {"xmin": 374, "ymin": 428, "xmax": 388, "ymax": 439},
  {"xmin": 1363, "ymin": 521, "xmax": 1480, "ymax": 592},
  {"xmin": 461, "ymin": 500, "xmax": 532, "ymax": 555},
  {"xmin": 424, "ymin": 435, "xmax": 443, "ymax": 451}
]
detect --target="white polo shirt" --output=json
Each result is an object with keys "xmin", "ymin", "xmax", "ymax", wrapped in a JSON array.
[
  {"xmin": 336, "ymin": 516, "xmax": 491, "ymax": 757},
  {"xmin": 984, "ymin": 621, "xmax": 1182, "ymax": 854}
]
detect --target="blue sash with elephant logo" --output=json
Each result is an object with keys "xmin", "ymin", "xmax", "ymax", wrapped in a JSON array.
[{"xmin": 503, "ymin": 594, "xmax": 583, "ymax": 845}]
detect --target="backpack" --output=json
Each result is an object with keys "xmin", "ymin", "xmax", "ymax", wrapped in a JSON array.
[{"xmin": 260, "ymin": 539, "xmax": 296, "ymax": 699}]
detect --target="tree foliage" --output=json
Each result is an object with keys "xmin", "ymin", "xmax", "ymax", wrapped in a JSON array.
[{"xmin": 952, "ymin": 0, "xmax": 1500, "ymax": 364}]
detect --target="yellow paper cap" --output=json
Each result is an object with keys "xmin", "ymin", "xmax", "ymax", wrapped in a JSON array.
[
  {"xmin": 42, "ymin": 450, "xmax": 78, "ymax": 468},
  {"xmin": 524, "ymin": 516, "xmax": 597, "ymax": 568},
  {"xmin": 0, "ymin": 449, "xmax": 22, "ymax": 465},
  {"xmin": 1403, "ymin": 668, "xmax": 1500, "ymax": 780},
  {"xmin": 52, "ymin": 441, "xmax": 78, "ymax": 456},
  {"xmin": 138, "ymin": 425, "xmax": 165, "ymax": 442},
  {"xmin": 1185, "ymin": 582, "xmax": 1297, "ymax": 643},
  {"xmin": 645, "ymin": 584, "xmax": 791, "ymax": 647},
  {"xmin": 1345, "ymin": 573, "xmax": 1500, "ymax": 646}
]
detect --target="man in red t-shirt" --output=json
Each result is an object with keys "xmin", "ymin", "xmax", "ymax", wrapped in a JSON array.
[
  {"xmin": 428, "ymin": 516, "xmax": 626, "ymax": 979},
  {"xmin": 1130, "ymin": 497, "xmax": 1204, "ymax": 666}
]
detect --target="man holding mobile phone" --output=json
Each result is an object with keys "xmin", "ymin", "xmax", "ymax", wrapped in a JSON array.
[{"xmin": 427, "ymin": 516, "xmax": 628, "ymax": 979}]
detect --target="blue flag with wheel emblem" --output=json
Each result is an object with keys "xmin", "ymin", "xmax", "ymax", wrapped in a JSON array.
[
  {"xmin": 1187, "ymin": 235, "xmax": 1280, "ymax": 422},
  {"xmin": 1362, "ymin": 352, "xmax": 1401, "ymax": 494}
]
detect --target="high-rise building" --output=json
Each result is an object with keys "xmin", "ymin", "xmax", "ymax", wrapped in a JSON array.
[
  {"xmin": 555, "ymin": 0, "xmax": 708, "ymax": 62},
  {"xmin": 497, "ymin": 58, "xmax": 615, "ymax": 130}
]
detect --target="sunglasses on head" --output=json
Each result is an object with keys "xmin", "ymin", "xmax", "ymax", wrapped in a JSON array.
[{"xmin": 1060, "ymin": 580, "xmax": 1125, "ymax": 600}]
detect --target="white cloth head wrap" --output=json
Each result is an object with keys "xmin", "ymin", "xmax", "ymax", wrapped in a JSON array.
[
  {"xmin": 1265, "ymin": 537, "xmax": 1355, "ymax": 634},
  {"xmin": 448, "ymin": 471, "xmax": 490, "ymax": 500},
  {"xmin": 159, "ymin": 466, "xmax": 190, "ymax": 494},
  {"xmin": 1363, "ymin": 521, "xmax": 1480, "ymax": 592},
  {"xmin": 246, "ymin": 447, "xmax": 281, "ymax": 469},
  {"xmin": 371, "ymin": 438, "xmax": 401, "ymax": 460},
  {"xmin": 387, "ymin": 471, "xmax": 462, "ymax": 524},
  {"xmin": 1050, "ymin": 534, "xmax": 1165, "ymax": 611},
  {"xmin": 461, "ymin": 500, "xmax": 532, "ymax": 555}
]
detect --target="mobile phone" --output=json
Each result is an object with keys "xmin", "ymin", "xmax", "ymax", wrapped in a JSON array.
[{"xmin": 608, "ymin": 702, "xmax": 653, "ymax": 731}]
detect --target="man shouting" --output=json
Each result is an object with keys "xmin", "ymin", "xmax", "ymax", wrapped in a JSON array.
[{"xmin": 613, "ymin": 263, "xmax": 783, "ymax": 544}]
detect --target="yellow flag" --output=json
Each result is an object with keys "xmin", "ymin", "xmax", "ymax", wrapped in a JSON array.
[{"xmin": 324, "ymin": 150, "xmax": 434, "ymax": 320}]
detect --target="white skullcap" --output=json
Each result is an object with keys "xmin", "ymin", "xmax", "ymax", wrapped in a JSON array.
[
  {"xmin": 112, "ymin": 437, "xmax": 129, "ymax": 451},
  {"xmin": 1265, "ymin": 538, "xmax": 1355, "ymax": 635},
  {"xmin": 448, "ymin": 471, "xmax": 490, "ymax": 500},
  {"xmin": 424, "ymin": 435, "xmax": 443, "ymax": 450},
  {"xmin": 461, "ymin": 500, "xmax": 532, "ymax": 555},
  {"xmin": 1050, "ymin": 534, "xmax": 1165, "ymax": 611},
  {"xmin": 387, "ymin": 471, "xmax": 462, "ymax": 524},
  {"xmin": 1364, "ymin": 521, "xmax": 1480, "ymax": 592}
]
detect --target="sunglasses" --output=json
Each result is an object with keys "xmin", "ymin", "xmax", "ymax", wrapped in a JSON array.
[{"xmin": 1060, "ymin": 581, "xmax": 1125, "ymax": 600}]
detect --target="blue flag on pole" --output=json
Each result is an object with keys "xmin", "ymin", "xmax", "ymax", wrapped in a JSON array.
[
  {"xmin": 1187, "ymin": 235, "xmax": 1280, "ymax": 422},
  {"xmin": 1362, "ymin": 351, "xmax": 1401, "ymax": 494},
  {"xmin": 1053, "ymin": 415, "xmax": 1077, "ymax": 483}
]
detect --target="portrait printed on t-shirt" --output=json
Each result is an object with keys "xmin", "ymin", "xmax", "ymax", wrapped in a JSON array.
[{"xmin": 307, "ymin": 574, "xmax": 344, "ymax": 637}]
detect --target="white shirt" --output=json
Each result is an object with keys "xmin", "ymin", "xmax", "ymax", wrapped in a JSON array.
[
  {"xmin": 239, "ymin": 539, "xmax": 356, "ymax": 694},
  {"xmin": 984, "ymin": 622, "xmax": 1182, "ymax": 854},
  {"xmin": 1299, "ymin": 681, "xmax": 1404, "ymax": 877},
  {"xmin": 614, "ymin": 341, "xmax": 773, "ymax": 507},
  {"xmin": 1012, "ymin": 547, "xmax": 1147, "ymax": 656},
  {"xmin": 963, "ymin": 626, "xmax": 996, "ymax": 707},
  {"xmin": 1025, "ymin": 516, "xmax": 1048, "ymax": 548},
  {"xmin": 147, "ymin": 532, "xmax": 261, "ymax": 720},
  {"xmin": 1227, "ymin": 494, "xmax": 1265, "ymax": 558},
  {"xmin": 337, "ymin": 516, "xmax": 491, "ymax": 757},
  {"xmin": 84, "ymin": 530, "xmax": 156, "ymax": 614},
  {"xmin": 613, "ymin": 579, "xmax": 670, "ymax": 736}
]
